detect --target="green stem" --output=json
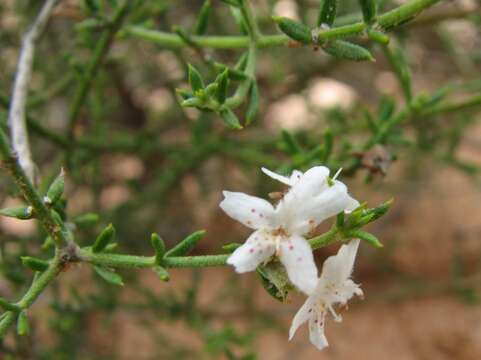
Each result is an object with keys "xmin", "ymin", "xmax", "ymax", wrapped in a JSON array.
[
  {"xmin": 67, "ymin": 1, "xmax": 130, "ymax": 139},
  {"xmin": 0, "ymin": 253, "xmax": 61, "ymax": 338},
  {"xmin": 0, "ymin": 128, "xmax": 66, "ymax": 246},
  {"xmin": 125, "ymin": 0, "xmax": 442, "ymax": 49}
]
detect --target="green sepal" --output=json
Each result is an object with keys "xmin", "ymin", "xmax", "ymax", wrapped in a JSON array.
[
  {"xmin": 165, "ymin": 230, "xmax": 206, "ymax": 257},
  {"xmin": 359, "ymin": 0, "xmax": 377, "ymax": 24},
  {"xmin": 272, "ymin": 16, "xmax": 311, "ymax": 44},
  {"xmin": 347, "ymin": 230, "xmax": 383, "ymax": 248},
  {"xmin": 153, "ymin": 266, "xmax": 170, "ymax": 282},
  {"xmin": 0, "ymin": 297, "xmax": 21, "ymax": 312},
  {"xmin": 336, "ymin": 212, "xmax": 345, "ymax": 228},
  {"xmin": 0, "ymin": 206, "xmax": 33, "ymax": 220},
  {"xmin": 323, "ymin": 40, "xmax": 375, "ymax": 62},
  {"xmin": 257, "ymin": 262, "xmax": 293, "ymax": 302},
  {"xmin": 72, "ymin": 213, "xmax": 99, "ymax": 228},
  {"xmin": 362, "ymin": 199, "xmax": 393, "ymax": 222},
  {"xmin": 222, "ymin": 242, "xmax": 242, "ymax": 253},
  {"xmin": 21, "ymin": 256, "xmax": 49, "ymax": 272},
  {"xmin": 92, "ymin": 224, "xmax": 116, "ymax": 253},
  {"xmin": 220, "ymin": 108, "xmax": 243, "ymax": 129},
  {"xmin": 151, "ymin": 233, "xmax": 166, "ymax": 264},
  {"xmin": 317, "ymin": 0, "xmax": 337, "ymax": 27},
  {"xmin": 215, "ymin": 69, "xmax": 229, "ymax": 104},
  {"xmin": 17, "ymin": 311, "xmax": 30, "ymax": 336},
  {"xmin": 94, "ymin": 266, "xmax": 124, "ymax": 286},
  {"xmin": 367, "ymin": 28, "xmax": 389, "ymax": 45},
  {"xmin": 103, "ymin": 243, "xmax": 118, "ymax": 252},
  {"xmin": 187, "ymin": 64, "xmax": 205, "ymax": 92},
  {"xmin": 45, "ymin": 169, "xmax": 65, "ymax": 205},
  {"xmin": 245, "ymin": 81, "xmax": 259, "ymax": 125},
  {"xmin": 194, "ymin": 0, "xmax": 211, "ymax": 35}
]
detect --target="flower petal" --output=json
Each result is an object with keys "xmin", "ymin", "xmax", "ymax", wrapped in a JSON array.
[
  {"xmin": 227, "ymin": 230, "xmax": 276, "ymax": 273},
  {"xmin": 321, "ymin": 239, "xmax": 360, "ymax": 285},
  {"xmin": 308, "ymin": 311, "xmax": 328, "ymax": 350},
  {"xmin": 279, "ymin": 235, "xmax": 318, "ymax": 295},
  {"xmin": 288, "ymin": 180, "xmax": 359, "ymax": 234},
  {"xmin": 261, "ymin": 167, "xmax": 302, "ymax": 187},
  {"xmin": 220, "ymin": 191, "xmax": 275, "ymax": 229},
  {"xmin": 289, "ymin": 297, "xmax": 314, "ymax": 340}
]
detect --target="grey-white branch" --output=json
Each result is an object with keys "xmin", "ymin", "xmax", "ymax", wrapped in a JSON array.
[{"xmin": 7, "ymin": 0, "xmax": 59, "ymax": 182}]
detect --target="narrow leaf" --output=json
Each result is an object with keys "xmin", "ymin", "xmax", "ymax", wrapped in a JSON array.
[
  {"xmin": 165, "ymin": 230, "xmax": 206, "ymax": 257},
  {"xmin": 72, "ymin": 213, "xmax": 99, "ymax": 228},
  {"xmin": 45, "ymin": 168, "xmax": 65, "ymax": 205},
  {"xmin": 0, "ymin": 206, "xmax": 33, "ymax": 220},
  {"xmin": 215, "ymin": 69, "xmax": 229, "ymax": 104},
  {"xmin": 272, "ymin": 16, "xmax": 311, "ymax": 44},
  {"xmin": 281, "ymin": 129, "xmax": 302, "ymax": 155},
  {"xmin": 359, "ymin": 0, "xmax": 377, "ymax": 24},
  {"xmin": 323, "ymin": 40, "xmax": 375, "ymax": 62},
  {"xmin": 222, "ymin": 242, "xmax": 242, "ymax": 253},
  {"xmin": 153, "ymin": 266, "xmax": 170, "ymax": 282},
  {"xmin": 194, "ymin": 0, "xmax": 212, "ymax": 35},
  {"xmin": 245, "ymin": 81, "xmax": 259, "ymax": 125},
  {"xmin": 92, "ymin": 224, "xmax": 116, "ymax": 253},
  {"xmin": 220, "ymin": 108, "xmax": 243, "ymax": 129},
  {"xmin": 151, "ymin": 233, "xmax": 166, "ymax": 264},
  {"xmin": 187, "ymin": 64, "xmax": 205, "ymax": 92},
  {"xmin": 318, "ymin": 0, "xmax": 337, "ymax": 27},
  {"xmin": 94, "ymin": 266, "xmax": 124, "ymax": 286},
  {"xmin": 348, "ymin": 230, "xmax": 383, "ymax": 248},
  {"xmin": 17, "ymin": 311, "xmax": 29, "ymax": 336},
  {"xmin": 21, "ymin": 256, "xmax": 49, "ymax": 272},
  {"xmin": 0, "ymin": 297, "xmax": 20, "ymax": 312}
]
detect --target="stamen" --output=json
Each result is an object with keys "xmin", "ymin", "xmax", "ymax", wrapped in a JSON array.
[{"xmin": 333, "ymin": 168, "xmax": 343, "ymax": 181}]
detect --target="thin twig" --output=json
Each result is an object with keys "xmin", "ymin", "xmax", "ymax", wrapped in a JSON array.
[{"xmin": 7, "ymin": 0, "xmax": 59, "ymax": 183}]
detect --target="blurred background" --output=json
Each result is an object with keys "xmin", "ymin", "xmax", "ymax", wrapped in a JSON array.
[{"xmin": 1, "ymin": 0, "xmax": 481, "ymax": 358}]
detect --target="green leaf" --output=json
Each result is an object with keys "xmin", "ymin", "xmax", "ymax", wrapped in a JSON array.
[
  {"xmin": 0, "ymin": 297, "xmax": 20, "ymax": 312},
  {"xmin": 21, "ymin": 256, "xmax": 49, "ymax": 272},
  {"xmin": 153, "ymin": 266, "xmax": 170, "ymax": 282},
  {"xmin": 317, "ymin": 0, "xmax": 337, "ymax": 27},
  {"xmin": 215, "ymin": 69, "xmax": 229, "ymax": 104},
  {"xmin": 45, "ymin": 168, "xmax": 65, "ymax": 205},
  {"xmin": 194, "ymin": 0, "xmax": 211, "ymax": 35},
  {"xmin": 220, "ymin": 0, "xmax": 240, "ymax": 7},
  {"xmin": 321, "ymin": 129, "xmax": 333, "ymax": 161},
  {"xmin": 367, "ymin": 28, "xmax": 389, "ymax": 45},
  {"xmin": 72, "ymin": 213, "xmax": 99, "ymax": 228},
  {"xmin": 166, "ymin": 230, "xmax": 206, "ymax": 257},
  {"xmin": 281, "ymin": 129, "xmax": 302, "ymax": 155},
  {"xmin": 359, "ymin": 0, "xmax": 377, "ymax": 24},
  {"xmin": 17, "ymin": 311, "xmax": 29, "ymax": 336},
  {"xmin": 0, "ymin": 206, "xmax": 33, "ymax": 220},
  {"xmin": 272, "ymin": 16, "xmax": 311, "ymax": 44},
  {"xmin": 92, "ymin": 224, "xmax": 116, "ymax": 253},
  {"xmin": 245, "ymin": 81, "xmax": 259, "ymax": 125},
  {"xmin": 347, "ymin": 230, "xmax": 383, "ymax": 248},
  {"xmin": 94, "ymin": 266, "xmax": 124, "ymax": 286},
  {"xmin": 187, "ymin": 64, "xmax": 205, "ymax": 92},
  {"xmin": 151, "ymin": 233, "xmax": 166, "ymax": 264},
  {"xmin": 220, "ymin": 108, "xmax": 243, "ymax": 129},
  {"xmin": 323, "ymin": 40, "xmax": 375, "ymax": 62}
]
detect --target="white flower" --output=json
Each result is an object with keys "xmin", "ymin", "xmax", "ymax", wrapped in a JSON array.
[
  {"xmin": 220, "ymin": 166, "xmax": 359, "ymax": 295},
  {"xmin": 289, "ymin": 239, "xmax": 363, "ymax": 350}
]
